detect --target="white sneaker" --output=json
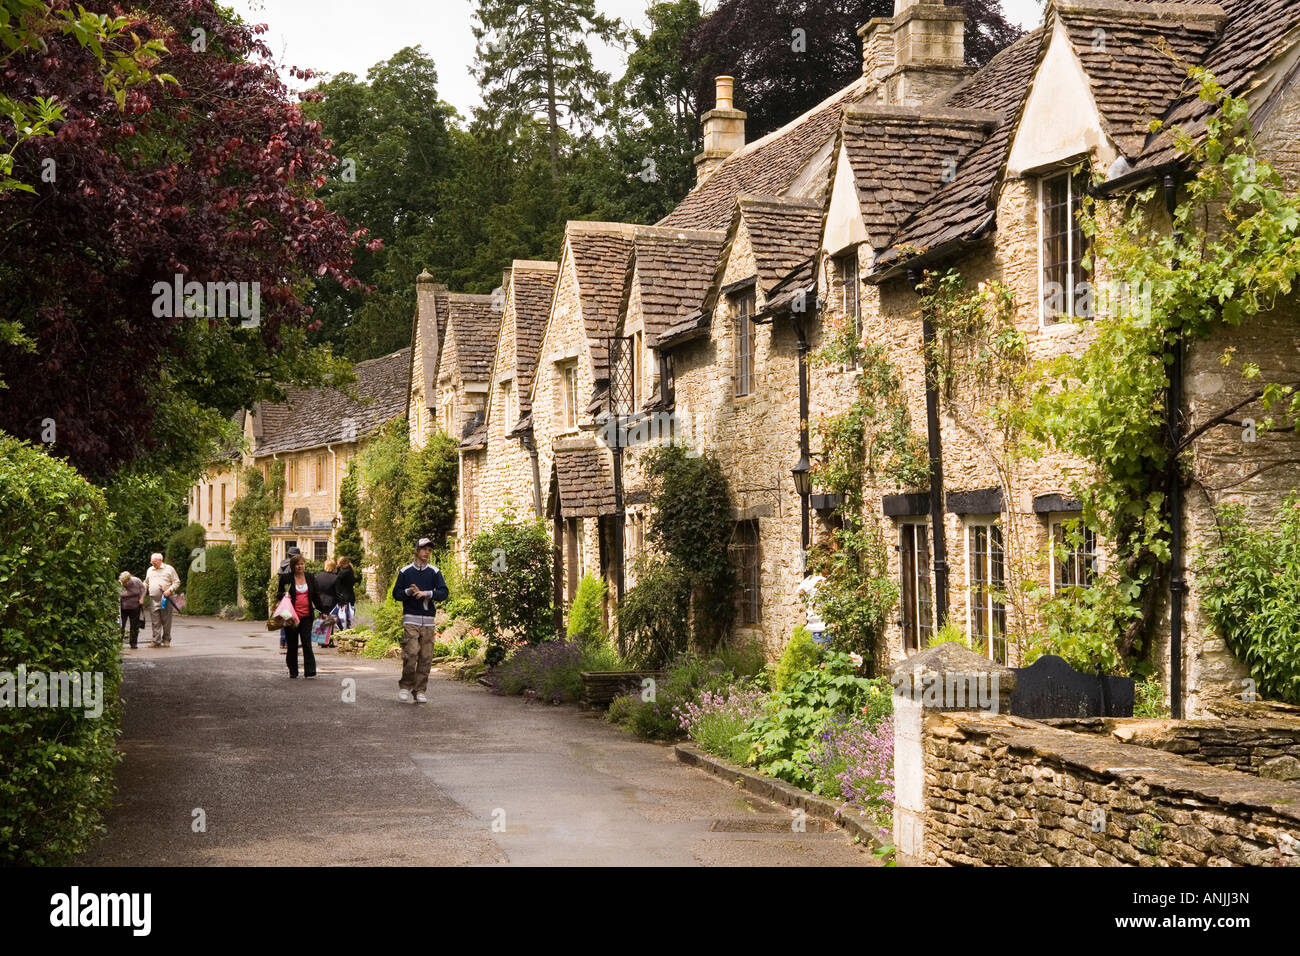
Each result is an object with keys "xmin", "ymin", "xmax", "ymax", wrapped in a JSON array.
[
  {"xmin": 398, "ymin": 689, "xmax": 411, "ymax": 702},
  {"xmin": 415, "ymin": 692, "xmax": 428, "ymax": 704}
]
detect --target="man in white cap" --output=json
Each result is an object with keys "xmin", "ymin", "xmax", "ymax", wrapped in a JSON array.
[
  {"xmin": 390, "ymin": 538, "xmax": 449, "ymax": 703},
  {"xmin": 143, "ymin": 553, "xmax": 182, "ymax": 647}
]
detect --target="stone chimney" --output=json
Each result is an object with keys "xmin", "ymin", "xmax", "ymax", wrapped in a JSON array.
[
  {"xmin": 694, "ymin": 76, "xmax": 746, "ymax": 186},
  {"xmin": 857, "ymin": 1, "xmax": 972, "ymax": 107},
  {"xmin": 414, "ymin": 270, "xmax": 446, "ymax": 440}
]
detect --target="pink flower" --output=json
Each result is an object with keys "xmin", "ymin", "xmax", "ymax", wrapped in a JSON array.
[{"xmin": 848, "ymin": 652, "xmax": 864, "ymax": 668}]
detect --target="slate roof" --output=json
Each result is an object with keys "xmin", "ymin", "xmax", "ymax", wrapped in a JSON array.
[
  {"xmin": 460, "ymin": 418, "xmax": 488, "ymax": 451},
  {"xmin": 656, "ymin": 307, "xmax": 710, "ymax": 349},
  {"xmin": 624, "ymin": 227, "xmax": 726, "ymax": 342},
  {"xmin": 444, "ymin": 293, "xmax": 499, "ymax": 384},
  {"xmin": 1058, "ymin": 0, "xmax": 1226, "ymax": 158},
  {"xmin": 660, "ymin": 78, "xmax": 874, "ymax": 231},
  {"xmin": 1133, "ymin": 0, "xmax": 1300, "ymax": 171},
  {"xmin": 839, "ymin": 105, "xmax": 998, "ymax": 248},
  {"xmin": 566, "ymin": 223, "xmax": 637, "ymax": 379},
  {"xmin": 872, "ymin": 27, "xmax": 1045, "ymax": 275},
  {"xmin": 549, "ymin": 443, "xmax": 616, "ymax": 518},
  {"xmin": 738, "ymin": 195, "xmax": 826, "ymax": 293},
  {"xmin": 509, "ymin": 261, "xmax": 558, "ymax": 419},
  {"xmin": 252, "ymin": 347, "xmax": 411, "ymax": 457}
]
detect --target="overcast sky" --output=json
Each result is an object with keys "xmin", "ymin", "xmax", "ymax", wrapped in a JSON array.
[{"xmin": 224, "ymin": 0, "xmax": 1049, "ymax": 117}]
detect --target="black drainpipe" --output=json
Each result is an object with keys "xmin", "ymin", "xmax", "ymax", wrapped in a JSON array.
[
  {"xmin": 1164, "ymin": 173, "xmax": 1186, "ymax": 719},
  {"xmin": 791, "ymin": 304, "xmax": 812, "ymax": 565},
  {"xmin": 911, "ymin": 267, "xmax": 949, "ymax": 625},
  {"xmin": 521, "ymin": 430, "xmax": 543, "ymax": 518}
]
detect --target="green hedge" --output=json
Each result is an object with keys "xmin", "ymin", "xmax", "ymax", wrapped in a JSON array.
[
  {"xmin": 165, "ymin": 521, "xmax": 205, "ymax": 576},
  {"xmin": 0, "ymin": 435, "xmax": 122, "ymax": 864},
  {"xmin": 185, "ymin": 545, "xmax": 238, "ymax": 616}
]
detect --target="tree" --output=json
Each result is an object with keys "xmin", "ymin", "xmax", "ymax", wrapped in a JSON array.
[
  {"xmin": 0, "ymin": 0, "xmax": 364, "ymax": 481},
  {"xmin": 466, "ymin": 509, "xmax": 554, "ymax": 665},
  {"xmin": 471, "ymin": 0, "xmax": 625, "ymax": 179},
  {"xmin": 356, "ymin": 417, "xmax": 410, "ymax": 589},
  {"xmin": 402, "ymin": 430, "xmax": 460, "ymax": 553},
  {"xmin": 230, "ymin": 462, "xmax": 284, "ymax": 618},
  {"xmin": 334, "ymin": 466, "xmax": 364, "ymax": 568},
  {"xmin": 684, "ymin": 0, "xmax": 1022, "ymax": 139},
  {"xmin": 302, "ymin": 47, "xmax": 457, "ymax": 360}
]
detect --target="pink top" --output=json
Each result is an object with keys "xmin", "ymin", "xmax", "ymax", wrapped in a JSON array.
[{"xmin": 293, "ymin": 583, "xmax": 310, "ymax": 619}]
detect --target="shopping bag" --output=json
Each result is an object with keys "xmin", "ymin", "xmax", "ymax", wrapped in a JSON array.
[
  {"xmin": 170, "ymin": 593, "xmax": 187, "ymax": 613},
  {"xmin": 311, "ymin": 617, "xmax": 334, "ymax": 646},
  {"xmin": 272, "ymin": 593, "xmax": 299, "ymax": 626}
]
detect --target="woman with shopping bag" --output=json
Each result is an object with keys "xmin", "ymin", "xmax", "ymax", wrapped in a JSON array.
[{"xmin": 273, "ymin": 553, "xmax": 333, "ymax": 679}]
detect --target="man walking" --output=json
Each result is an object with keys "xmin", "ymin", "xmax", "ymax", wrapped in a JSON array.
[
  {"xmin": 391, "ymin": 538, "xmax": 449, "ymax": 703},
  {"xmin": 143, "ymin": 553, "xmax": 182, "ymax": 647}
]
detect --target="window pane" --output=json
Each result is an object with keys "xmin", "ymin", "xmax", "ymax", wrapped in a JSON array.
[
  {"xmin": 901, "ymin": 525, "xmax": 916, "ymax": 651},
  {"xmin": 917, "ymin": 525, "xmax": 933, "ymax": 643}
]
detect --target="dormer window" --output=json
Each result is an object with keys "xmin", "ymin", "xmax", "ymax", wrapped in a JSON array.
[{"xmin": 1039, "ymin": 169, "xmax": 1089, "ymax": 324}]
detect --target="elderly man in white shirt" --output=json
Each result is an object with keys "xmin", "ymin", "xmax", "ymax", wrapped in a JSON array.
[{"xmin": 143, "ymin": 553, "xmax": 182, "ymax": 647}]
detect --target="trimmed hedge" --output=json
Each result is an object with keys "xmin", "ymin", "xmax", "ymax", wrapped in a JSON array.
[
  {"xmin": 0, "ymin": 435, "xmax": 122, "ymax": 864},
  {"xmin": 165, "ymin": 521, "xmax": 205, "ymax": 576},
  {"xmin": 185, "ymin": 544, "xmax": 237, "ymax": 616}
]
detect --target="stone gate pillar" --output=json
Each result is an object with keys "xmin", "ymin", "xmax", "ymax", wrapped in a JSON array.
[{"xmin": 890, "ymin": 643, "xmax": 1015, "ymax": 866}]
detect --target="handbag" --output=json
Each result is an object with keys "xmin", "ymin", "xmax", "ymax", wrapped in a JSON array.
[{"xmin": 311, "ymin": 616, "xmax": 334, "ymax": 646}]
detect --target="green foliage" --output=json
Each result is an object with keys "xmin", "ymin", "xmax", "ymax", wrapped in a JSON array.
[
  {"xmin": 616, "ymin": 555, "xmax": 692, "ymax": 668},
  {"xmin": 102, "ymin": 469, "xmax": 189, "ymax": 579},
  {"xmin": 0, "ymin": 436, "xmax": 121, "ymax": 864},
  {"xmin": 742, "ymin": 651, "xmax": 877, "ymax": 788},
  {"xmin": 619, "ymin": 444, "xmax": 735, "ymax": 657},
  {"xmin": 1025, "ymin": 577, "xmax": 1134, "ymax": 675},
  {"xmin": 1201, "ymin": 495, "xmax": 1300, "ymax": 704},
  {"xmin": 806, "ymin": 517, "xmax": 898, "ymax": 665},
  {"xmin": 466, "ymin": 510, "xmax": 554, "ymax": 665},
  {"xmin": 611, "ymin": 655, "xmax": 714, "ymax": 741},
  {"xmin": 448, "ymin": 633, "xmax": 484, "ymax": 659},
  {"xmin": 356, "ymin": 417, "xmax": 411, "ymax": 590},
  {"xmin": 774, "ymin": 626, "xmax": 821, "ymax": 693},
  {"xmin": 566, "ymin": 573, "xmax": 608, "ymax": 647},
  {"xmin": 230, "ymin": 462, "xmax": 283, "ymax": 619},
  {"xmin": 165, "ymin": 522, "xmax": 206, "ymax": 578},
  {"xmin": 334, "ymin": 467, "xmax": 364, "ymax": 571},
  {"xmin": 185, "ymin": 545, "xmax": 237, "ymax": 616},
  {"xmin": 1133, "ymin": 679, "xmax": 1168, "ymax": 718},
  {"xmin": 927, "ymin": 618, "xmax": 968, "ymax": 648},
  {"xmin": 403, "ymin": 430, "xmax": 459, "ymax": 553}
]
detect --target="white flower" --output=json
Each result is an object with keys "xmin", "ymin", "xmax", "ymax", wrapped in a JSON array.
[{"xmin": 848, "ymin": 652, "xmax": 864, "ymax": 668}]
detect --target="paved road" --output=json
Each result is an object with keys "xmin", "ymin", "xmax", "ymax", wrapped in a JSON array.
[{"xmin": 79, "ymin": 615, "xmax": 873, "ymax": 866}]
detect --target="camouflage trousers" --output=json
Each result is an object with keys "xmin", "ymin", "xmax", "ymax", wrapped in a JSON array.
[{"xmin": 400, "ymin": 623, "xmax": 436, "ymax": 694}]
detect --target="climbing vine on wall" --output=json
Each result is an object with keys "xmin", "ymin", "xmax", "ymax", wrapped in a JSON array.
[{"xmin": 1023, "ymin": 69, "xmax": 1300, "ymax": 670}]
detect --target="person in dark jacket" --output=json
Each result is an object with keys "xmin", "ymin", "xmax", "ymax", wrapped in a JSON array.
[
  {"xmin": 315, "ymin": 560, "xmax": 339, "ymax": 648},
  {"xmin": 391, "ymin": 538, "xmax": 449, "ymax": 703},
  {"xmin": 275, "ymin": 553, "xmax": 332, "ymax": 679},
  {"xmin": 334, "ymin": 556, "xmax": 357, "ymax": 631},
  {"xmin": 277, "ymin": 546, "xmax": 301, "ymax": 651}
]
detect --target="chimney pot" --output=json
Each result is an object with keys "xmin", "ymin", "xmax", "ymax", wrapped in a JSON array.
[{"xmin": 715, "ymin": 75, "xmax": 735, "ymax": 111}]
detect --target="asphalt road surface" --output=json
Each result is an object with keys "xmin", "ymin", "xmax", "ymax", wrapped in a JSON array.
[{"xmin": 78, "ymin": 615, "xmax": 874, "ymax": 866}]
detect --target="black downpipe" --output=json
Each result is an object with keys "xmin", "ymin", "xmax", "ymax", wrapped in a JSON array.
[
  {"xmin": 1165, "ymin": 173, "xmax": 1186, "ymax": 719},
  {"xmin": 912, "ymin": 268, "xmax": 949, "ymax": 625},
  {"xmin": 792, "ymin": 309, "xmax": 811, "ymax": 564},
  {"xmin": 521, "ymin": 431, "xmax": 543, "ymax": 518}
]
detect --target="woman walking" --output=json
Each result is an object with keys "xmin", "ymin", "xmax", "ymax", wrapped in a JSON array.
[
  {"xmin": 119, "ymin": 571, "xmax": 145, "ymax": 649},
  {"xmin": 334, "ymin": 556, "xmax": 357, "ymax": 632},
  {"xmin": 275, "ymin": 553, "xmax": 332, "ymax": 679}
]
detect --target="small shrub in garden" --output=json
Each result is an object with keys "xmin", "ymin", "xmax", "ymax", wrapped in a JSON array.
[
  {"xmin": 493, "ymin": 640, "xmax": 585, "ymax": 703},
  {"xmin": 566, "ymin": 573, "xmax": 608, "ymax": 647},
  {"xmin": 449, "ymin": 632, "xmax": 484, "ymax": 659},
  {"xmin": 744, "ymin": 650, "xmax": 877, "ymax": 788},
  {"xmin": 606, "ymin": 692, "xmax": 639, "ymax": 725},
  {"xmin": 774, "ymin": 626, "xmax": 820, "ymax": 692},
  {"xmin": 165, "ymin": 521, "xmax": 206, "ymax": 576},
  {"xmin": 185, "ymin": 544, "xmax": 238, "ymax": 615},
  {"xmin": 467, "ymin": 511, "xmax": 554, "ymax": 665},
  {"xmin": 807, "ymin": 713, "xmax": 895, "ymax": 841},
  {"xmin": 676, "ymin": 683, "xmax": 766, "ymax": 764},
  {"xmin": 926, "ymin": 617, "xmax": 968, "ymax": 648}
]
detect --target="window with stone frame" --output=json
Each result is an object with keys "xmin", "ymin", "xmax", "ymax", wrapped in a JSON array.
[
  {"xmin": 967, "ymin": 520, "xmax": 1007, "ymax": 664},
  {"xmin": 730, "ymin": 519, "xmax": 761, "ymax": 625},
  {"xmin": 284, "ymin": 539, "xmax": 297, "ymax": 560},
  {"xmin": 1050, "ymin": 516, "xmax": 1098, "ymax": 593},
  {"xmin": 833, "ymin": 248, "xmax": 861, "ymax": 343},
  {"xmin": 1039, "ymin": 168, "xmax": 1090, "ymax": 324},
  {"xmin": 730, "ymin": 285, "xmax": 755, "ymax": 398},
  {"xmin": 899, "ymin": 521, "xmax": 934, "ymax": 653},
  {"xmin": 220, "ymin": 482, "xmax": 227, "ymax": 524},
  {"xmin": 208, "ymin": 483, "xmax": 214, "ymax": 524},
  {"xmin": 441, "ymin": 397, "xmax": 454, "ymax": 434},
  {"xmin": 286, "ymin": 460, "xmax": 297, "ymax": 494},
  {"xmin": 559, "ymin": 361, "xmax": 580, "ymax": 431},
  {"xmin": 631, "ymin": 329, "xmax": 645, "ymax": 405},
  {"xmin": 565, "ymin": 516, "xmax": 584, "ymax": 602},
  {"xmin": 313, "ymin": 540, "xmax": 328, "ymax": 563},
  {"xmin": 315, "ymin": 453, "xmax": 327, "ymax": 492}
]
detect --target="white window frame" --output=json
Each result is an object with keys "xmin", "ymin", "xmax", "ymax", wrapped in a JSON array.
[
  {"xmin": 1049, "ymin": 515, "xmax": 1099, "ymax": 595},
  {"xmin": 965, "ymin": 517, "xmax": 1007, "ymax": 665},
  {"xmin": 899, "ymin": 520, "xmax": 933, "ymax": 654},
  {"xmin": 1037, "ymin": 169, "xmax": 1088, "ymax": 327}
]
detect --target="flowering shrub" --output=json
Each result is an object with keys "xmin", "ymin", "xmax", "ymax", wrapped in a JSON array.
[
  {"xmin": 807, "ymin": 713, "xmax": 895, "ymax": 842},
  {"xmin": 492, "ymin": 640, "xmax": 585, "ymax": 703},
  {"xmin": 675, "ymin": 683, "xmax": 766, "ymax": 764}
]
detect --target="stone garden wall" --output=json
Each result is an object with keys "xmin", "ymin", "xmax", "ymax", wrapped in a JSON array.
[{"xmin": 920, "ymin": 713, "xmax": 1300, "ymax": 866}]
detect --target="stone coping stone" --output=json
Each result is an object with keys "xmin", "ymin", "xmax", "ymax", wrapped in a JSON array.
[
  {"xmin": 674, "ymin": 743, "xmax": 886, "ymax": 852},
  {"xmin": 944, "ymin": 714, "xmax": 1300, "ymax": 823}
]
